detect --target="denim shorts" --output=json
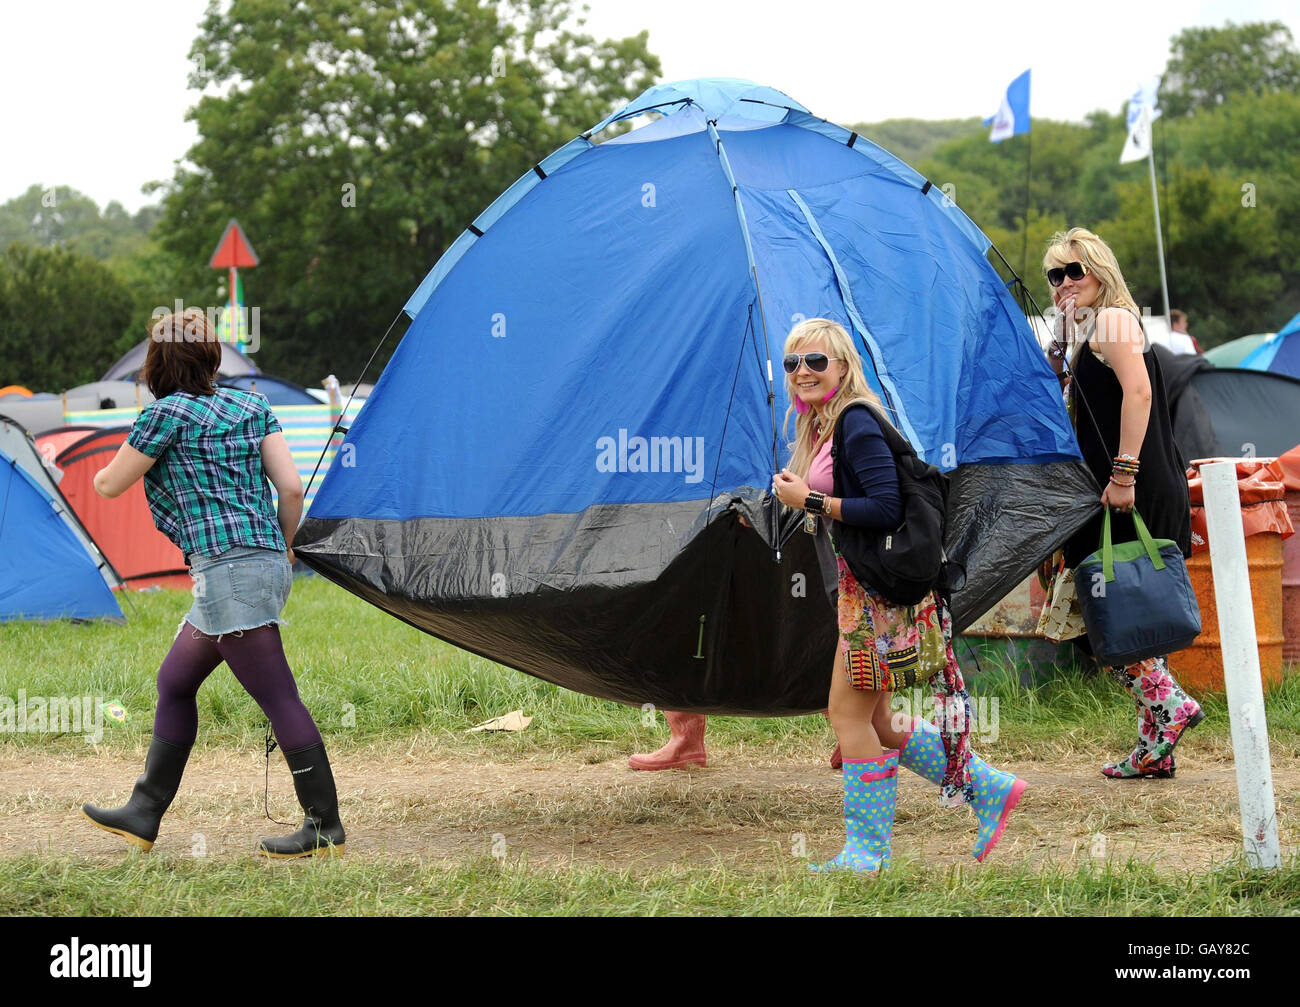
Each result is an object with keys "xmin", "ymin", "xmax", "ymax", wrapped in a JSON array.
[{"xmin": 185, "ymin": 546, "xmax": 292, "ymax": 636}]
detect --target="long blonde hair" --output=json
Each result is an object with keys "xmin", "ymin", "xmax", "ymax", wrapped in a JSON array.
[
  {"xmin": 782, "ymin": 318, "xmax": 890, "ymax": 479},
  {"xmin": 1043, "ymin": 227, "xmax": 1140, "ymax": 317}
]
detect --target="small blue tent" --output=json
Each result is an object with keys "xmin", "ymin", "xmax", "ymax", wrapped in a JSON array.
[
  {"xmin": 218, "ymin": 374, "xmax": 319, "ymax": 406},
  {"xmin": 295, "ymin": 79, "xmax": 1099, "ymax": 714},
  {"xmin": 1, "ymin": 447, "xmax": 124, "ymax": 622},
  {"xmin": 1239, "ymin": 310, "xmax": 1300, "ymax": 379}
]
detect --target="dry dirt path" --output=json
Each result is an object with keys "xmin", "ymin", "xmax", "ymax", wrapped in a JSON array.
[{"xmin": 2, "ymin": 740, "xmax": 1295, "ymax": 871}]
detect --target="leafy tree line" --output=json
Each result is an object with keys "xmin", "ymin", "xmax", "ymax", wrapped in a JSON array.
[
  {"xmin": 1, "ymin": 0, "xmax": 659, "ymax": 391},
  {"xmin": 892, "ymin": 20, "xmax": 1300, "ymax": 345},
  {"xmin": 2, "ymin": 12, "xmax": 1296, "ymax": 391}
]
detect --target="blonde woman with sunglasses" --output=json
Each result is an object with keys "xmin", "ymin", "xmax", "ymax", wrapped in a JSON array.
[
  {"xmin": 1043, "ymin": 228, "xmax": 1204, "ymax": 779},
  {"xmin": 771, "ymin": 318, "xmax": 1026, "ymax": 871}
]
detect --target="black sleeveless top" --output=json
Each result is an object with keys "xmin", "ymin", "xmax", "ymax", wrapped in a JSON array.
[{"xmin": 1062, "ymin": 332, "xmax": 1192, "ymax": 569}]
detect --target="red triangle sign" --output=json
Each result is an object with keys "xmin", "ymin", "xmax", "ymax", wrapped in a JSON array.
[{"xmin": 209, "ymin": 219, "xmax": 260, "ymax": 269}]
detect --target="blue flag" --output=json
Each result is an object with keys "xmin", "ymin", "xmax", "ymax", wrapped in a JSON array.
[{"xmin": 985, "ymin": 69, "xmax": 1031, "ymax": 142}]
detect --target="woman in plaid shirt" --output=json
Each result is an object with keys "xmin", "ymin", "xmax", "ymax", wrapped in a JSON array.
[{"xmin": 82, "ymin": 309, "xmax": 345, "ymax": 859}]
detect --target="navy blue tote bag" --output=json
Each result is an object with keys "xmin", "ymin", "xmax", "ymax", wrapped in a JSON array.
[{"xmin": 1073, "ymin": 507, "xmax": 1201, "ymax": 667}]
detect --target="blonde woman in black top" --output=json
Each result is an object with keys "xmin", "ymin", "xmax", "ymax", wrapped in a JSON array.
[{"xmin": 1043, "ymin": 228, "xmax": 1204, "ymax": 778}]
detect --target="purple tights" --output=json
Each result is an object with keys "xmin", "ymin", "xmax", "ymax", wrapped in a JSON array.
[{"xmin": 153, "ymin": 621, "xmax": 323, "ymax": 751}]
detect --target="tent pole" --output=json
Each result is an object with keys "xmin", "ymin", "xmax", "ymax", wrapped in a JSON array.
[
  {"xmin": 302, "ymin": 307, "xmax": 406, "ymax": 503},
  {"xmin": 1020, "ymin": 130, "xmax": 1032, "ymax": 280},
  {"xmin": 706, "ymin": 118, "xmax": 781, "ymax": 561}
]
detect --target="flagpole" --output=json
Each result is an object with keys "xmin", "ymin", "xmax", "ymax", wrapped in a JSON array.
[
  {"xmin": 1020, "ymin": 128, "xmax": 1032, "ymax": 280},
  {"xmin": 229, "ymin": 265, "xmax": 238, "ymax": 346},
  {"xmin": 1145, "ymin": 109, "xmax": 1172, "ymax": 333}
]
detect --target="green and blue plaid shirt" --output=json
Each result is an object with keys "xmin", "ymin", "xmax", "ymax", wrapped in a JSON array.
[{"xmin": 128, "ymin": 389, "xmax": 287, "ymax": 559}]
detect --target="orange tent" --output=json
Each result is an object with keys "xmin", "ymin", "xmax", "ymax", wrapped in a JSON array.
[{"xmin": 35, "ymin": 427, "xmax": 190, "ymax": 590}]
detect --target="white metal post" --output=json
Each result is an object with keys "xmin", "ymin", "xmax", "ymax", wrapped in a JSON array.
[
  {"xmin": 1146, "ymin": 126, "xmax": 1172, "ymax": 335},
  {"xmin": 1201, "ymin": 460, "xmax": 1282, "ymax": 868}
]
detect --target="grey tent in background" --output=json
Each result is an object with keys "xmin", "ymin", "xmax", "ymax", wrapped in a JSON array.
[
  {"xmin": 62, "ymin": 381, "xmax": 157, "ymax": 412},
  {"xmin": 1172, "ymin": 368, "xmax": 1300, "ymax": 461},
  {"xmin": 102, "ymin": 338, "xmax": 259, "ymax": 382},
  {"xmin": 0, "ymin": 393, "xmax": 62, "ymax": 434}
]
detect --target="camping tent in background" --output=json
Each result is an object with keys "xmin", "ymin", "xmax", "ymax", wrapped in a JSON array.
[
  {"xmin": 218, "ymin": 374, "xmax": 320, "ymax": 406},
  {"xmin": 1239, "ymin": 311, "xmax": 1300, "ymax": 379},
  {"xmin": 1170, "ymin": 368, "xmax": 1300, "ymax": 461},
  {"xmin": 0, "ymin": 414, "xmax": 124, "ymax": 596},
  {"xmin": 0, "ymin": 391, "xmax": 62, "ymax": 434},
  {"xmin": 102, "ymin": 338, "xmax": 259, "ymax": 382},
  {"xmin": 1, "ymin": 442, "xmax": 124, "ymax": 623},
  {"xmin": 35, "ymin": 427, "xmax": 189, "ymax": 590},
  {"xmin": 294, "ymin": 77, "xmax": 1100, "ymax": 715},
  {"xmin": 1204, "ymin": 332, "xmax": 1272, "ymax": 368},
  {"xmin": 63, "ymin": 381, "xmax": 157, "ymax": 412},
  {"xmin": 306, "ymin": 381, "xmax": 374, "ymax": 404},
  {"xmin": 39, "ymin": 398, "xmax": 363, "ymax": 512}
]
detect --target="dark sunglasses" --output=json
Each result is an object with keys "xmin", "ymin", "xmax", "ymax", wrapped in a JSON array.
[
  {"xmin": 783, "ymin": 352, "xmax": 839, "ymax": 374},
  {"xmin": 1046, "ymin": 261, "xmax": 1090, "ymax": 287}
]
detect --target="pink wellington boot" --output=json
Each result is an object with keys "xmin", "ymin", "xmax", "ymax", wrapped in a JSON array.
[{"xmin": 628, "ymin": 711, "xmax": 707, "ymax": 770}]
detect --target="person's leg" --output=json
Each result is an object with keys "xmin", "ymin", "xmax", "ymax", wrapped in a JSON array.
[
  {"xmin": 886, "ymin": 635, "xmax": 1027, "ymax": 861},
  {"xmin": 827, "ymin": 645, "xmax": 883, "ymax": 760},
  {"xmin": 812, "ymin": 649, "xmax": 898, "ymax": 873},
  {"xmin": 628, "ymin": 711, "xmax": 707, "ymax": 770},
  {"xmin": 871, "ymin": 694, "xmax": 908, "ymax": 751},
  {"xmin": 83, "ymin": 621, "xmax": 220, "ymax": 849},
  {"xmin": 214, "ymin": 624, "xmax": 322, "ymax": 751},
  {"xmin": 214, "ymin": 625, "xmax": 343, "ymax": 857},
  {"xmin": 154, "ymin": 621, "xmax": 226, "ymax": 745},
  {"xmin": 1102, "ymin": 656, "xmax": 1203, "ymax": 779}
]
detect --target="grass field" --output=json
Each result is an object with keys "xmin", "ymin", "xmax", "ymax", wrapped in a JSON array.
[{"xmin": 1, "ymin": 575, "xmax": 1297, "ymax": 916}]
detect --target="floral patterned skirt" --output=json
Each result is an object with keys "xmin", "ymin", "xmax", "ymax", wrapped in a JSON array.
[
  {"xmin": 835, "ymin": 554, "xmax": 976, "ymax": 807},
  {"xmin": 836, "ymin": 556, "xmax": 945, "ymax": 692}
]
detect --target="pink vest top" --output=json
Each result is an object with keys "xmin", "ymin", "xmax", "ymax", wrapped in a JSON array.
[{"xmin": 808, "ymin": 436, "xmax": 834, "ymax": 495}]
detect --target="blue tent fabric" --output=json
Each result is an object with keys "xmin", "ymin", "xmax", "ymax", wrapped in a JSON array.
[
  {"xmin": 295, "ymin": 78, "xmax": 1099, "ymax": 714},
  {"xmin": 1, "ymin": 450, "xmax": 124, "ymax": 622},
  {"xmin": 217, "ymin": 374, "xmax": 319, "ymax": 406},
  {"xmin": 1239, "ymin": 310, "xmax": 1300, "ymax": 378}
]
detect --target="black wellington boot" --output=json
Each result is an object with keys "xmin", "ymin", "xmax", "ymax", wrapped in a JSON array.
[
  {"xmin": 82, "ymin": 735, "xmax": 192, "ymax": 851},
  {"xmin": 258, "ymin": 741, "xmax": 346, "ymax": 859}
]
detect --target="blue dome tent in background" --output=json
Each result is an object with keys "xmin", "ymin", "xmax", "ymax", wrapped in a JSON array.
[
  {"xmin": 294, "ymin": 78, "xmax": 1100, "ymax": 714},
  {"xmin": 1, "ymin": 444, "xmax": 124, "ymax": 623},
  {"xmin": 1239, "ymin": 310, "xmax": 1300, "ymax": 379}
]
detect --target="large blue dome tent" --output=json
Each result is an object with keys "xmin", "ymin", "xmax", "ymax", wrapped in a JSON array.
[{"xmin": 293, "ymin": 78, "xmax": 1100, "ymax": 714}]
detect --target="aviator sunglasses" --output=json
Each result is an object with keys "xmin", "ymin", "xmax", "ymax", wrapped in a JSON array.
[
  {"xmin": 782, "ymin": 352, "xmax": 840, "ymax": 374},
  {"xmin": 1046, "ymin": 261, "xmax": 1090, "ymax": 287}
]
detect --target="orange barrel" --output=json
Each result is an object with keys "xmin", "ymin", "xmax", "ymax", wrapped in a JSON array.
[
  {"xmin": 1171, "ymin": 457, "xmax": 1294, "ymax": 693},
  {"xmin": 1283, "ymin": 485, "xmax": 1300, "ymax": 666},
  {"xmin": 1278, "ymin": 445, "xmax": 1300, "ymax": 667},
  {"xmin": 1172, "ymin": 534, "xmax": 1285, "ymax": 693}
]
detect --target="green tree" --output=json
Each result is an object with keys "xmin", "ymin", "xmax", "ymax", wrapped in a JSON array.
[
  {"xmin": 0, "ymin": 185, "xmax": 157, "ymax": 262},
  {"xmin": 1099, "ymin": 163, "xmax": 1281, "ymax": 347},
  {"xmin": 0, "ymin": 243, "xmax": 135, "ymax": 390},
  {"xmin": 1162, "ymin": 21, "xmax": 1300, "ymax": 118},
  {"xmin": 151, "ymin": 0, "xmax": 660, "ymax": 385},
  {"xmin": 1161, "ymin": 89, "xmax": 1300, "ymax": 332}
]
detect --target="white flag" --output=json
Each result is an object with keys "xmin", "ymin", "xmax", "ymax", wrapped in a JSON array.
[
  {"xmin": 986, "ymin": 70, "xmax": 1031, "ymax": 143},
  {"xmin": 1120, "ymin": 78, "xmax": 1161, "ymax": 164}
]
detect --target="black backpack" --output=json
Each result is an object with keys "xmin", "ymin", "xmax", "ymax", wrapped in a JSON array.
[{"xmin": 829, "ymin": 402, "xmax": 953, "ymax": 606}]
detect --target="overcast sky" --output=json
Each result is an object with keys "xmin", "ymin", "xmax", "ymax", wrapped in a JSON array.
[{"xmin": 4, "ymin": 0, "xmax": 1297, "ymax": 212}]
